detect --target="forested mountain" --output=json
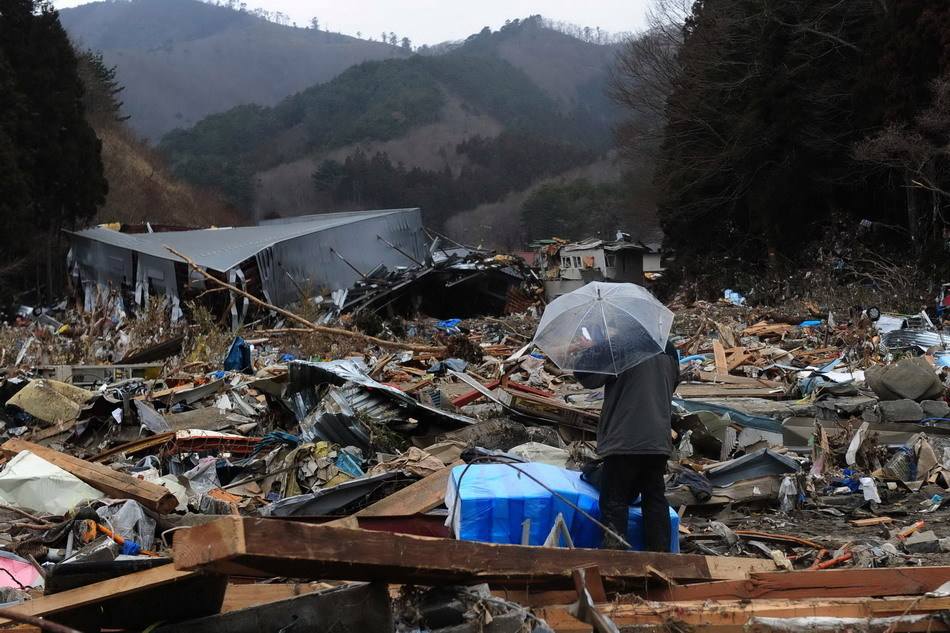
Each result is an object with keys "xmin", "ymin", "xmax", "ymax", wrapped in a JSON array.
[
  {"xmin": 0, "ymin": 0, "xmax": 107, "ymax": 303},
  {"xmin": 60, "ymin": 0, "xmax": 406, "ymax": 139},
  {"xmin": 612, "ymin": 0, "xmax": 950, "ymax": 283},
  {"xmin": 77, "ymin": 52, "xmax": 240, "ymax": 227},
  {"xmin": 157, "ymin": 16, "xmax": 626, "ymax": 231}
]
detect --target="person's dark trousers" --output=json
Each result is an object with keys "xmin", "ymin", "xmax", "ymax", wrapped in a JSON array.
[{"xmin": 599, "ymin": 454, "xmax": 671, "ymax": 552}]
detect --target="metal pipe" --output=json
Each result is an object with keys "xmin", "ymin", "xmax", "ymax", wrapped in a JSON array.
[
  {"xmin": 328, "ymin": 247, "xmax": 366, "ymax": 278},
  {"xmin": 376, "ymin": 235, "xmax": 423, "ymax": 266}
]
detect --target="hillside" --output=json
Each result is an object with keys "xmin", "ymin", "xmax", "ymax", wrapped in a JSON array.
[
  {"xmin": 60, "ymin": 0, "xmax": 406, "ymax": 140},
  {"xmin": 455, "ymin": 17, "xmax": 622, "ymax": 140},
  {"xmin": 77, "ymin": 52, "xmax": 241, "ymax": 227},
  {"xmin": 157, "ymin": 17, "xmax": 624, "ymax": 227}
]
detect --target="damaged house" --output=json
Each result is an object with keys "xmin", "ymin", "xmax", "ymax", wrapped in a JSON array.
[
  {"xmin": 536, "ymin": 236, "xmax": 649, "ymax": 300},
  {"xmin": 67, "ymin": 209, "xmax": 428, "ymax": 320}
]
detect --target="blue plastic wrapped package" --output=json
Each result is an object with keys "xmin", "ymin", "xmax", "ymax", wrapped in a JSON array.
[
  {"xmin": 223, "ymin": 337, "xmax": 252, "ymax": 373},
  {"xmin": 444, "ymin": 463, "xmax": 679, "ymax": 551}
]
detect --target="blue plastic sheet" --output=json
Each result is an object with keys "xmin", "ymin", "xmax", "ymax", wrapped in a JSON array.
[
  {"xmin": 445, "ymin": 463, "xmax": 679, "ymax": 551},
  {"xmin": 435, "ymin": 318, "xmax": 463, "ymax": 333}
]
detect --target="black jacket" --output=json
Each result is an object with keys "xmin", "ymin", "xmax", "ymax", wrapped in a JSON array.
[{"xmin": 575, "ymin": 341, "xmax": 680, "ymax": 457}]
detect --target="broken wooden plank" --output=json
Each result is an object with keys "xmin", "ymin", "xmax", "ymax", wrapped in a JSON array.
[
  {"xmin": 726, "ymin": 349, "xmax": 751, "ymax": 372},
  {"xmin": 648, "ymin": 566, "xmax": 950, "ymax": 602},
  {"xmin": 713, "ymin": 341, "xmax": 728, "ymax": 376},
  {"xmin": 695, "ymin": 371, "xmax": 781, "ymax": 388},
  {"xmin": 221, "ymin": 582, "xmax": 336, "ymax": 613},
  {"xmin": 1, "ymin": 439, "xmax": 178, "ymax": 513},
  {"xmin": 742, "ymin": 322, "xmax": 795, "ymax": 337},
  {"xmin": 355, "ymin": 463, "xmax": 457, "ymax": 518},
  {"xmin": 92, "ymin": 432, "xmax": 175, "ymax": 463},
  {"xmin": 850, "ymin": 516, "xmax": 894, "ymax": 527},
  {"xmin": 0, "ymin": 564, "xmax": 225, "ymax": 630},
  {"xmin": 540, "ymin": 595, "xmax": 950, "ymax": 632},
  {"xmin": 451, "ymin": 379, "xmax": 555, "ymax": 408},
  {"xmin": 173, "ymin": 517, "xmax": 774, "ymax": 587},
  {"xmin": 496, "ymin": 388, "xmax": 598, "ymax": 430},
  {"xmin": 323, "ymin": 463, "xmax": 459, "ymax": 529},
  {"xmin": 28, "ymin": 420, "xmax": 77, "ymax": 442},
  {"xmin": 675, "ymin": 385, "xmax": 785, "ymax": 400}
]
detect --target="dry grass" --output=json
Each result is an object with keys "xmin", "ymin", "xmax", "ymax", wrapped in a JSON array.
[{"xmin": 94, "ymin": 124, "xmax": 243, "ymax": 227}]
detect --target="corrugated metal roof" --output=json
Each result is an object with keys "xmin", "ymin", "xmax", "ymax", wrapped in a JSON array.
[
  {"xmin": 562, "ymin": 238, "xmax": 648, "ymax": 253},
  {"xmin": 67, "ymin": 208, "xmax": 419, "ymax": 272}
]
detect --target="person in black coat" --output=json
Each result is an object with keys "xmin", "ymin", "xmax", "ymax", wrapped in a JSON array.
[{"xmin": 575, "ymin": 339, "xmax": 680, "ymax": 551}]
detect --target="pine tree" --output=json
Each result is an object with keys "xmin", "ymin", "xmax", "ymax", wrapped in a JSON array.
[{"xmin": 0, "ymin": 0, "xmax": 107, "ymax": 302}]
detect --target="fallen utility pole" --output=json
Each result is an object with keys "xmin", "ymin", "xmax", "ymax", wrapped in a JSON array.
[
  {"xmin": 164, "ymin": 245, "xmax": 445, "ymax": 354},
  {"xmin": 173, "ymin": 517, "xmax": 775, "ymax": 587}
]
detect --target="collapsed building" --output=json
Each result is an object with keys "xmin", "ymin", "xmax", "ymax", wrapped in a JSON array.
[
  {"xmin": 68, "ymin": 209, "xmax": 427, "ymax": 319},
  {"xmin": 66, "ymin": 209, "xmax": 542, "ymax": 324},
  {"xmin": 533, "ymin": 236, "xmax": 656, "ymax": 300}
]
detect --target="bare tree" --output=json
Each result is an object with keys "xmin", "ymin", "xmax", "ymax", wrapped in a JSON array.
[
  {"xmin": 856, "ymin": 76, "xmax": 950, "ymax": 247},
  {"xmin": 610, "ymin": 0, "xmax": 690, "ymax": 158}
]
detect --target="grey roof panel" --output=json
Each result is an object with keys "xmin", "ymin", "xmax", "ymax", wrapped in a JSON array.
[{"xmin": 67, "ymin": 208, "xmax": 418, "ymax": 272}]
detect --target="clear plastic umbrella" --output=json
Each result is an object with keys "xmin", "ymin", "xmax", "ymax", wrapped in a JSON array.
[{"xmin": 532, "ymin": 281, "xmax": 674, "ymax": 375}]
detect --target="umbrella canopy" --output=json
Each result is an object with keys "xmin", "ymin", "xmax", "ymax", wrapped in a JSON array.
[{"xmin": 533, "ymin": 282, "xmax": 674, "ymax": 375}]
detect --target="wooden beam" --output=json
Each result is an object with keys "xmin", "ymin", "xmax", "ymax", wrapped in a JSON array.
[
  {"xmin": 0, "ymin": 565, "xmax": 223, "ymax": 628},
  {"xmin": 726, "ymin": 349, "xmax": 751, "ymax": 372},
  {"xmin": 694, "ymin": 371, "xmax": 781, "ymax": 388},
  {"xmin": 323, "ymin": 463, "xmax": 458, "ymax": 529},
  {"xmin": 92, "ymin": 432, "xmax": 175, "ymax": 463},
  {"xmin": 173, "ymin": 517, "xmax": 774, "ymax": 587},
  {"xmin": 850, "ymin": 516, "xmax": 893, "ymax": 527},
  {"xmin": 354, "ymin": 463, "xmax": 457, "ymax": 518},
  {"xmin": 451, "ymin": 380, "xmax": 554, "ymax": 408},
  {"xmin": 540, "ymin": 596, "xmax": 950, "ymax": 632},
  {"xmin": 221, "ymin": 582, "xmax": 335, "ymax": 613},
  {"xmin": 713, "ymin": 341, "xmax": 728, "ymax": 376},
  {"xmin": 675, "ymin": 385, "xmax": 785, "ymax": 400},
  {"xmin": 1, "ymin": 439, "xmax": 178, "ymax": 513},
  {"xmin": 648, "ymin": 566, "xmax": 950, "ymax": 602}
]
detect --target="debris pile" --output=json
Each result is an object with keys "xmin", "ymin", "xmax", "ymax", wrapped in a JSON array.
[{"xmin": 0, "ymin": 285, "xmax": 947, "ymax": 632}]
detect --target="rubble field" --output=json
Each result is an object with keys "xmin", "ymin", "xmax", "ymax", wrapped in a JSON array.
[{"xmin": 0, "ymin": 276, "xmax": 949, "ymax": 632}]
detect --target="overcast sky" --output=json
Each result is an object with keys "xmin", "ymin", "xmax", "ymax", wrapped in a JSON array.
[{"xmin": 52, "ymin": 0, "xmax": 650, "ymax": 45}]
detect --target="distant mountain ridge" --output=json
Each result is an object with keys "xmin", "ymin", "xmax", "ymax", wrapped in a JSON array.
[
  {"xmin": 60, "ymin": 0, "xmax": 407, "ymax": 139},
  {"xmin": 63, "ymin": 3, "xmax": 628, "ymax": 232}
]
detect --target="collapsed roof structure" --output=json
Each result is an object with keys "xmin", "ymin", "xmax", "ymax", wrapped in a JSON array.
[{"xmin": 67, "ymin": 209, "xmax": 427, "ymax": 317}]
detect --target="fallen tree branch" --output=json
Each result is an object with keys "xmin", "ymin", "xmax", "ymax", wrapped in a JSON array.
[{"xmin": 164, "ymin": 245, "xmax": 446, "ymax": 355}]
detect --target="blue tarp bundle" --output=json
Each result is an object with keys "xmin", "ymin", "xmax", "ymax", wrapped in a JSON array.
[{"xmin": 445, "ymin": 462, "xmax": 679, "ymax": 551}]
